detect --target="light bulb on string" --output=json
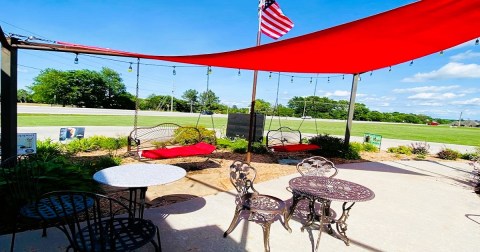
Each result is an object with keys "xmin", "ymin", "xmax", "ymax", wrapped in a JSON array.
[
  {"xmin": 439, "ymin": 50, "xmax": 444, "ymax": 55},
  {"xmin": 370, "ymin": 71, "xmax": 373, "ymax": 76},
  {"xmin": 128, "ymin": 62, "xmax": 133, "ymax": 72},
  {"xmin": 74, "ymin": 53, "xmax": 79, "ymax": 64},
  {"xmin": 309, "ymin": 77, "xmax": 312, "ymax": 84},
  {"xmin": 237, "ymin": 69, "xmax": 241, "ymax": 76},
  {"xmin": 389, "ymin": 66, "xmax": 392, "ymax": 72},
  {"xmin": 476, "ymin": 38, "xmax": 479, "ymax": 45},
  {"xmin": 207, "ymin": 66, "xmax": 212, "ymax": 75},
  {"xmin": 409, "ymin": 60, "xmax": 414, "ymax": 66},
  {"xmin": 290, "ymin": 76, "xmax": 294, "ymax": 83},
  {"xmin": 327, "ymin": 77, "xmax": 330, "ymax": 83},
  {"xmin": 172, "ymin": 66, "xmax": 176, "ymax": 75},
  {"xmin": 342, "ymin": 74, "xmax": 345, "ymax": 80},
  {"xmin": 269, "ymin": 72, "xmax": 272, "ymax": 79}
]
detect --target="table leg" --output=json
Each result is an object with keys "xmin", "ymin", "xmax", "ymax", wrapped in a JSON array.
[
  {"xmin": 314, "ymin": 201, "xmax": 326, "ymax": 252},
  {"xmin": 128, "ymin": 187, "xmax": 148, "ymax": 219},
  {"xmin": 335, "ymin": 202, "xmax": 355, "ymax": 246},
  {"xmin": 301, "ymin": 197, "xmax": 316, "ymax": 232}
]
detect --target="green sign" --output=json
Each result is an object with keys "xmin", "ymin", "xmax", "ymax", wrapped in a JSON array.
[{"xmin": 363, "ymin": 133, "xmax": 382, "ymax": 149}]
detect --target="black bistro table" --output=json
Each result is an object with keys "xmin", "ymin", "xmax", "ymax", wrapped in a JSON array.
[{"xmin": 287, "ymin": 176, "xmax": 375, "ymax": 251}]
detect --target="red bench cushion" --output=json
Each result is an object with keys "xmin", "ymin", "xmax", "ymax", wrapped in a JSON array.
[
  {"xmin": 141, "ymin": 142, "xmax": 216, "ymax": 159},
  {"xmin": 271, "ymin": 144, "xmax": 320, "ymax": 152}
]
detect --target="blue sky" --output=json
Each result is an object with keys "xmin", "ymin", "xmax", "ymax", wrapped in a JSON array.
[{"xmin": 1, "ymin": 0, "xmax": 479, "ymax": 120}]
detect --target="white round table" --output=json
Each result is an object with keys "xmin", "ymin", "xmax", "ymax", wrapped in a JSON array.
[{"xmin": 93, "ymin": 163, "xmax": 186, "ymax": 218}]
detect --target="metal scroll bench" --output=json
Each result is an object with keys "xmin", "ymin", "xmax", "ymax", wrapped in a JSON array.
[
  {"xmin": 266, "ymin": 127, "xmax": 320, "ymax": 161},
  {"xmin": 127, "ymin": 123, "xmax": 216, "ymax": 160}
]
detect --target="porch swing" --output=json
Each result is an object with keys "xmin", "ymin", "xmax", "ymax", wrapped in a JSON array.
[
  {"xmin": 265, "ymin": 73, "xmax": 321, "ymax": 154},
  {"xmin": 127, "ymin": 62, "xmax": 216, "ymax": 160}
]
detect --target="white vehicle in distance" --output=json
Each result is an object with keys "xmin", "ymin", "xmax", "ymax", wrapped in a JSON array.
[{"xmin": 301, "ymin": 116, "xmax": 312, "ymax": 119}]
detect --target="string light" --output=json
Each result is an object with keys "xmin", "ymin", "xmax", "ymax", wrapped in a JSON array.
[
  {"xmin": 342, "ymin": 75, "xmax": 345, "ymax": 80},
  {"xmin": 309, "ymin": 77, "xmax": 313, "ymax": 84},
  {"xmin": 389, "ymin": 66, "xmax": 392, "ymax": 72},
  {"xmin": 237, "ymin": 69, "xmax": 241, "ymax": 76},
  {"xmin": 74, "ymin": 53, "xmax": 79, "ymax": 64},
  {"xmin": 207, "ymin": 66, "xmax": 212, "ymax": 75},
  {"xmin": 409, "ymin": 60, "xmax": 414, "ymax": 66},
  {"xmin": 290, "ymin": 76, "xmax": 294, "ymax": 83},
  {"xmin": 172, "ymin": 66, "xmax": 176, "ymax": 75},
  {"xmin": 476, "ymin": 38, "xmax": 479, "ymax": 45},
  {"xmin": 370, "ymin": 71, "xmax": 373, "ymax": 76},
  {"xmin": 439, "ymin": 50, "xmax": 444, "ymax": 55},
  {"xmin": 269, "ymin": 72, "xmax": 272, "ymax": 79},
  {"xmin": 327, "ymin": 77, "xmax": 330, "ymax": 83},
  {"xmin": 128, "ymin": 62, "xmax": 133, "ymax": 72}
]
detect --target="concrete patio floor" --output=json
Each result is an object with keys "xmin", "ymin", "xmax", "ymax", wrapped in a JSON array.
[{"xmin": 1, "ymin": 160, "xmax": 479, "ymax": 251}]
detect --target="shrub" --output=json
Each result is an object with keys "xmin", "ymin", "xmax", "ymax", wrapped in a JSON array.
[
  {"xmin": 309, "ymin": 134, "xmax": 345, "ymax": 158},
  {"xmin": 387, "ymin": 145, "xmax": 412, "ymax": 155},
  {"xmin": 349, "ymin": 142, "xmax": 363, "ymax": 153},
  {"xmin": 362, "ymin": 143, "xmax": 379, "ymax": 152},
  {"xmin": 174, "ymin": 126, "xmax": 216, "ymax": 145},
  {"xmin": 437, "ymin": 148, "xmax": 461, "ymax": 160},
  {"xmin": 215, "ymin": 138, "xmax": 233, "ymax": 149},
  {"xmin": 36, "ymin": 138, "xmax": 63, "ymax": 161},
  {"xmin": 230, "ymin": 138, "xmax": 248, "ymax": 153},
  {"xmin": 309, "ymin": 134, "xmax": 360, "ymax": 160},
  {"xmin": 252, "ymin": 142, "xmax": 268, "ymax": 154},
  {"xmin": 411, "ymin": 142, "xmax": 430, "ymax": 155},
  {"xmin": 64, "ymin": 138, "xmax": 98, "ymax": 154}
]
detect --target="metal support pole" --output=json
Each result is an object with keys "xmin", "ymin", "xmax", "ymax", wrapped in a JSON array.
[
  {"xmin": 344, "ymin": 74, "xmax": 359, "ymax": 146},
  {"xmin": 1, "ymin": 37, "xmax": 18, "ymax": 161}
]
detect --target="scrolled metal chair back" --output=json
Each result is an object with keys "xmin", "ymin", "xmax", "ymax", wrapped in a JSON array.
[
  {"xmin": 296, "ymin": 156, "xmax": 338, "ymax": 178},
  {"xmin": 229, "ymin": 160, "xmax": 257, "ymax": 196}
]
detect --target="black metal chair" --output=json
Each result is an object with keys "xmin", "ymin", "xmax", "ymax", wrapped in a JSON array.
[
  {"xmin": 37, "ymin": 191, "xmax": 161, "ymax": 252},
  {"xmin": 0, "ymin": 154, "xmax": 46, "ymax": 252},
  {"xmin": 224, "ymin": 161, "xmax": 291, "ymax": 252}
]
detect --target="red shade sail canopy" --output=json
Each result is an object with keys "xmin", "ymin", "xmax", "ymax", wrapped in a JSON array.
[{"xmin": 55, "ymin": 0, "xmax": 479, "ymax": 74}]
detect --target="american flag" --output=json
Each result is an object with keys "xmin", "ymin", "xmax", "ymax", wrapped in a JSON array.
[{"xmin": 260, "ymin": 0, "xmax": 294, "ymax": 40}]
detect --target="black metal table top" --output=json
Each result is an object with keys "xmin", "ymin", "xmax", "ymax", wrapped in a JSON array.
[{"xmin": 289, "ymin": 176, "xmax": 375, "ymax": 202}]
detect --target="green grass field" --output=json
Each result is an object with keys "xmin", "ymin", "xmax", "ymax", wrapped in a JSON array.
[{"xmin": 18, "ymin": 114, "xmax": 480, "ymax": 146}]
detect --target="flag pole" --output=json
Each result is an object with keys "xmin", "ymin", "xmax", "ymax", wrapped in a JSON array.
[{"xmin": 246, "ymin": 0, "xmax": 264, "ymax": 163}]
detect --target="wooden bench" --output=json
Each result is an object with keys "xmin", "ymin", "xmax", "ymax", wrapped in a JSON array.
[
  {"xmin": 127, "ymin": 123, "xmax": 216, "ymax": 160},
  {"xmin": 266, "ymin": 127, "xmax": 320, "ymax": 154}
]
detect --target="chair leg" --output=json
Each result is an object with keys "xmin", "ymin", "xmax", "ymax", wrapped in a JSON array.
[
  {"xmin": 262, "ymin": 222, "xmax": 272, "ymax": 252},
  {"xmin": 224, "ymin": 206, "xmax": 243, "ymax": 237},
  {"xmin": 151, "ymin": 225, "xmax": 162, "ymax": 252},
  {"xmin": 282, "ymin": 208, "xmax": 292, "ymax": 233},
  {"xmin": 10, "ymin": 217, "xmax": 17, "ymax": 252}
]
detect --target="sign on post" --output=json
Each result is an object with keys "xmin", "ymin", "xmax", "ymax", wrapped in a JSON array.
[
  {"xmin": 59, "ymin": 127, "xmax": 86, "ymax": 141},
  {"xmin": 0, "ymin": 133, "xmax": 37, "ymax": 155},
  {"xmin": 363, "ymin": 133, "xmax": 382, "ymax": 150}
]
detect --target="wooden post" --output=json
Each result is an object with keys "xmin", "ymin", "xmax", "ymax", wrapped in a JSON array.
[
  {"xmin": 1, "ymin": 37, "xmax": 18, "ymax": 161},
  {"xmin": 344, "ymin": 74, "xmax": 359, "ymax": 146}
]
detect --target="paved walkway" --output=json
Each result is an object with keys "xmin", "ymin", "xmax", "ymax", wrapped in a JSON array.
[{"xmin": 2, "ymin": 160, "xmax": 479, "ymax": 251}]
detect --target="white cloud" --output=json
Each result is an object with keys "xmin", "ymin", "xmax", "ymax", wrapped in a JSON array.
[
  {"xmin": 451, "ymin": 98, "xmax": 480, "ymax": 105},
  {"xmin": 359, "ymin": 96, "xmax": 396, "ymax": 102},
  {"xmin": 402, "ymin": 62, "xmax": 480, "ymax": 82},
  {"xmin": 416, "ymin": 102, "xmax": 443, "ymax": 106},
  {"xmin": 324, "ymin": 90, "xmax": 350, "ymax": 97},
  {"xmin": 408, "ymin": 92, "xmax": 465, "ymax": 100},
  {"xmin": 458, "ymin": 88, "xmax": 480, "ymax": 94},
  {"xmin": 450, "ymin": 50, "xmax": 480, "ymax": 61},
  {"xmin": 393, "ymin": 85, "xmax": 459, "ymax": 93}
]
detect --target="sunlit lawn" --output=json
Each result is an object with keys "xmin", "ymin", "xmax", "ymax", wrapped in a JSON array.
[{"xmin": 19, "ymin": 114, "xmax": 480, "ymax": 146}]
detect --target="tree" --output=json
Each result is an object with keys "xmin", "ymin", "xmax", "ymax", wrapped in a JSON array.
[
  {"xmin": 254, "ymin": 99, "xmax": 272, "ymax": 115},
  {"xmin": 29, "ymin": 68, "xmax": 133, "ymax": 109},
  {"xmin": 17, "ymin": 89, "xmax": 33, "ymax": 103},
  {"xmin": 199, "ymin": 90, "xmax": 220, "ymax": 110},
  {"xmin": 182, "ymin": 89, "xmax": 199, "ymax": 113}
]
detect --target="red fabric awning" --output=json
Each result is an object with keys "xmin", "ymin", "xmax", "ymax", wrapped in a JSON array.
[{"xmin": 56, "ymin": 0, "xmax": 480, "ymax": 74}]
